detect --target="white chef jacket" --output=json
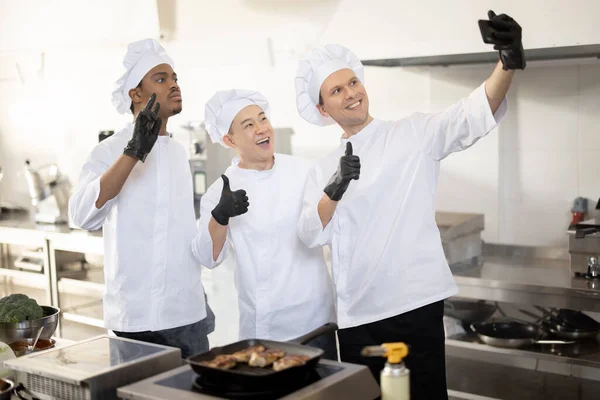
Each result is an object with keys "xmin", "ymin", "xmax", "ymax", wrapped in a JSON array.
[
  {"xmin": 68, "ymin": 122, "xmax": 207, "ymax": 332},
  {"xmin": 192, "ymin": 154, "xmax": 336, "ymax": 341},
  {"xmin": 298, "ymin": 83, "xmax": 507, "ymax": 329}
]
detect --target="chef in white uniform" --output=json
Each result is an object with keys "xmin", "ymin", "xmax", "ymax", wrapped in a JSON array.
[
  {"xmin": 69, "ymin": 38, "xmax": 214, "ymax": 358},
  {"xmin": 294, "ymin": 10, "xmax": 524, "ymax": 399},
  {"xmin": 192, "ymin": 89, "xmax": 337, "ymax": 359}
]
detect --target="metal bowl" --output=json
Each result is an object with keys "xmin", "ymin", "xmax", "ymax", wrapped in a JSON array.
[
  {"xmin": 0, "ymin": 306, "xmax": 60, "ymax": 344},
  {"xmin": 0, "ymin": 378, "xmax": 14, "ymax": 400}
]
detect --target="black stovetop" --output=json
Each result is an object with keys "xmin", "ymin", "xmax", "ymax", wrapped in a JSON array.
[{"xmin": 155, "ymin": 363, "xmax": 344, "ymax": 399}]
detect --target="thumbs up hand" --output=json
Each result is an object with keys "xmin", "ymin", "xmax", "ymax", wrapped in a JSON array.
[
  {"xmin": 324, "ymin": 142, "xmax": 361, "ymax": 201},
  {"xmin": 211, "ymin": 174, "xmax": 250, "ymax": 226}
]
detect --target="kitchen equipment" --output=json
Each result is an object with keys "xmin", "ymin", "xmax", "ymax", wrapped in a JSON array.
[
  {"xmin": 519, "ymin": 309, "xmax": 600, "ymax": 340},
  {"xmin": 569, "ymin": 197, "xmax": 588, "ymax": 229},
  {"xmin": 568, "ymin": 218, "xmax": 600, "ymax": 275},
  {"xmin": 362, "ymin": 343, "xmax": 410, "ymax": 400},
  {"xmin": 8, "ymin": 329, "xmax": 43, "ymax": 357},
  {"xmin": 0, "ymin": 378, "xmax": 14, "ymax": 400},
  {"xmin": 535, "ymin": 306, "xmax": 600, "ymax": 331},
  {"xmin": 14, "ymin": 248, "xmax": 44, "ymax": 272},
  {"xmin": 436, "ymin": 212, "xmax": 485, "ymax": 266},
  {"xmin": 118, "ymin": 360, "xmax": 380, "ymax": 400},
  {"xmin": 186, "ymin": 323, "xmax": 337, "ymax": 393},
  {"xmin": 24, "ymin": 160, "xmax": 71, "ymax": 224},
  {"xmin": 587, "ymin": 256, "xmax": 600, "ymax": 278},
  {"xmin": 444, "ymin": 299, "xmax": 497, "ymax": 325},
  {"xmin": 470, "ymin": 321, "xmax": 575, "ymax": 349},
  {"xmin": 0, "ymin": 306, "xmax": 59, "ymax": 345},
  {"xmin": 3, "ymin": 335, "xmax": 182, "ymax": 400},
  {"xmin": 189, "ymin": 159, "xmax": 206, "ymax": 219}
]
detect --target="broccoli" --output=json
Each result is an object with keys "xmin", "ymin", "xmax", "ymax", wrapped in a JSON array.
[{"xmin": 0, "ymin": 294, "xmax": 44, "ymax": 323}]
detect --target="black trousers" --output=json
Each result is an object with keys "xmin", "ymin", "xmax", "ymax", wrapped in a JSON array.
[{"xmin": 337, "ymin": 301, "xmax": 447, "ymax": 400}]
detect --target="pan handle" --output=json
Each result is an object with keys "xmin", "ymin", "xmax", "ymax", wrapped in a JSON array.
[
  {"xmin": 534, "ymin": 340, "xmax": 575, "ymax": 345},
  {"xmin": 288, "ymin": 323, "xmax": 338, "ymax": 345}
]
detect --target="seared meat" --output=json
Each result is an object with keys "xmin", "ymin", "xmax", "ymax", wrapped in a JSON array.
[
  {"xmin": 273, "ymin": 354, "xmax": 311, "ymax": 371},
  {"xmin": 248, "ymin": 348, "xmax": 285, "ymax": 367},
  {"xmin": 231, "ymin": 345, "xmax": 266, "ymax": 363},
  {"xmin": 200, "ymin": 354, "xmax": 237, "ymax": 370}
]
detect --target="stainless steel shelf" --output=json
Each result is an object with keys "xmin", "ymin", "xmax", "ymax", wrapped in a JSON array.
[
  {"xmin": 446, "ymin": 334, "xmax": 600, "ymax": 381},
  {"xmin": 452, "ymin": 255, "xmax": 600, "ymax": 313}
]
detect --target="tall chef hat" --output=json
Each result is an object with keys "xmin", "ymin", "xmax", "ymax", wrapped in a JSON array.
[
  {"xmin": 111, "ymin": 38, "xmax": 174, "ymax": 114},
  {"xmin": 204, "ymin": 89, "xmax": 270, "ymax": 147},
  {"xmin": 294, "ymin": 44, "xmax": 364, "ymax": 126}
]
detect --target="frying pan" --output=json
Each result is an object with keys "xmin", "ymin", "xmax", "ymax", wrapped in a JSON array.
[
  {"xmin": 443, "ymin": 299, "xmax": 497, "ymax": 324},
  {"xmin": 540, "ymin": 307, "xmax": 600, "ymax": 331},
  {"xmin": 470, "ymin": 321, "xmax": 574, "ymax": 349},
  {"xmin": 520, "ymin": 309, "xmax": 600, "ymax": 340},
  {"xmin": 186, "ymin": 323, "xmax": 337, "ymax": 391}
]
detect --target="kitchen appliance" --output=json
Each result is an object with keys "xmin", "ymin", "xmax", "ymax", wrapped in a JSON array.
[
  {"xmin": 182, "ymin": 122, "xmax": 208, "ymax": 219},
  {"xmin": 3, "ymin": 335, "xmax": 181, "ymax": 400},
  {"xmin": 189, "ymin": 159, "xmax": 206, "ymax": 219},
  {"xmin": 24, "ymin": 160, "xmax": 71, "ymax": 224},
  {"xmin": 118, "ymin": 360, "xmax": 380, "ymax": 400}
]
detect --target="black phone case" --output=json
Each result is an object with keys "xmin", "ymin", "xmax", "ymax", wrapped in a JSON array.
[{"xmin": 478, "ymin": 20, "xmax": 496, "ymax": 44}]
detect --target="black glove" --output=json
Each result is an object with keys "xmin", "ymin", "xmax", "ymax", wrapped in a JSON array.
[
  {"xmin": 479, "ymin": 10, "xmax": 526, "ymax": 71},
  {"xmin": 124, "ymin": 93, "xmax": 162, "ymax": 162},
  {"xmin": 211, "ymin": 175, "xmax": 249, "ymax": 226},
  {"xmin": 324, "ymin": 142, "xmax": 360, "ymax": 201}
]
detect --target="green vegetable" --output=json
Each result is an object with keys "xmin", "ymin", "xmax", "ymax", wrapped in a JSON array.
[{"xmin": 0, "ymin": 294, "xmax": 44, "ymax": 323}]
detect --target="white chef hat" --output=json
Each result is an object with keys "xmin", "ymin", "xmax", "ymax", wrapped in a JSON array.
[
  {"xmin": 111, "ymin": 38, "xmax": 174, "ymax": 114},
  {"xmin": 204, "ymin": 89, "xmax": 271, "ymax": 147},
  {"xmin": 294, "ymin": 44, "xmax": 364, "ymax": 126}
]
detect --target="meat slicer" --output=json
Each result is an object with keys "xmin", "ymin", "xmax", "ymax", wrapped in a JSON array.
[{"xmin": 24, "ymin": 160, "xmax": 71, "ymax": 224}]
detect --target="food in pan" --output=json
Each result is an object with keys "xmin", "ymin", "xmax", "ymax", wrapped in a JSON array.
[
  {"xmin": 248, "ymin": 348, "xmax": 285, "ymax": 367},
  {"xmin": 272, "ymin": 354, "xmax": 311, "ymax": 371},
  {"xmin": 199, "ymin": 354, "xmax": 237, "ymax": 370},
  {"xmin": 231, "ymin": 345, "xmax": 266, "ymax": 362}
]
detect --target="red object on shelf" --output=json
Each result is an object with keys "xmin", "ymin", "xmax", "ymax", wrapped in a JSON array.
[{"xmin": 571, "ymin": 211, "xmax": 586, "ymax": 228}]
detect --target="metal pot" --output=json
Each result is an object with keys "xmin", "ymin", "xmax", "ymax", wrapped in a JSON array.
[
  {"xmin": 0, "ymin": 378, "xmax": 14, "ymax": 400},
  {"xmin": 0, "ymin": 306, "xmax": 60, "ymax": 344}
]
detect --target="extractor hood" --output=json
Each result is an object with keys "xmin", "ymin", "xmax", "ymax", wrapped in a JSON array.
[{"xmin": 362, "ymin": 44, "xmax": 600, "ymax": 68}]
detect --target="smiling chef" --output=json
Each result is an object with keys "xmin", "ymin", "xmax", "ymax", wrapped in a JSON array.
[
  {"xmin": 294, "ymin": 10, "xmax": 524, "ymax": 399},
  {"xmin": 191, "ymin": 89, "xmax": 337, "ymax": 359}
]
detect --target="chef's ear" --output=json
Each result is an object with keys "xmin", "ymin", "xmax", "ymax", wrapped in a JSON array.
[
  {"xmin": 223, "ymin": 134, "xmax": 236, "ymax": 148},
  {"xmin": 129, "ymin": 87, "xmax": 143, "ymax": 106},
  {"xmin": 316, "ymin": 103, "xmax": 330, "ymax": 119}
]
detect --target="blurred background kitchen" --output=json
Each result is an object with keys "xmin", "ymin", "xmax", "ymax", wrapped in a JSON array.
[{"xmin": 1, "ymin": 0, "xmax": 600, "ymax": 398}]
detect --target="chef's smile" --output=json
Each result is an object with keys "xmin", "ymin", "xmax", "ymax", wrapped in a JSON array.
[{"xmin": 256, "ymin": 136, "xmax": 271, "ymax": 150}]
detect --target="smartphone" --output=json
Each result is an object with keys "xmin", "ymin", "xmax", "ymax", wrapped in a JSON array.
[{"xmin": 478, "ymin": 20, "xmax": 496, "ymax": 44}]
